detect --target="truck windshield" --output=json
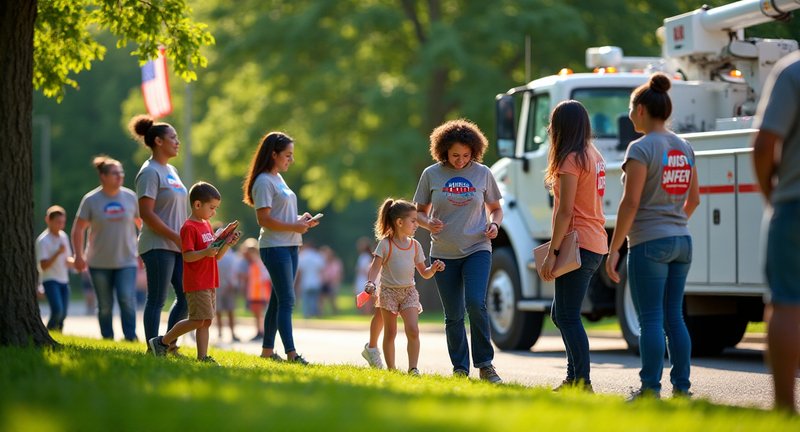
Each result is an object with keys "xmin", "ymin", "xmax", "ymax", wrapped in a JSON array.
[{"xmin": 571, "ymin": 88, "xmax": 633, "ymax": 139}]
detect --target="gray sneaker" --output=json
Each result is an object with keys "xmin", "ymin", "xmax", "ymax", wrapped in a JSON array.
[
  {"xmin": 479, "ymin": 365, "xmax": 502, "ymax": 384},
  {"xmin": 453, "ymin": 369, "xmax": 469, "ymax": 378},
  {"xmin": 148, "ymin": 336, "xmax": 168, "ymax": 357},
  {"xmin": 626, "ymin": 387, "xmax": 661, "ymax": 402},
  {"xmin": 262, "ymin": 353, "xmax": 284, "ymax": 362},
  {"xmin": 199, "ymin": 356, "xmax": 219, "ymax": 365},
  {"xmin": 288, "ymin": 354, "xmax": 309, "ymax": 365},
  {"xmin": 361, "ymin": 343, "xmax": 384, "ymax": 369},
  {"xmin": 408, "ymin": 367, "xmax": 421, "ymax": 376}
]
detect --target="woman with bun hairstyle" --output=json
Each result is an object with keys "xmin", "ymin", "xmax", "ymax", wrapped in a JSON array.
[
  {"xmin": 71, "ymin": 155, "xmax": 141, "ymax": 341},
  {"xmin": 243, "ymin": 131, "xmax": 319, "ymax": 364},
  {"xmin": 129, "ymin": 115, "xmax": 189, "ymax": 350},
  {"xmin": 606, "ymin": 73, "xmax": 701, "ymax": 399}
]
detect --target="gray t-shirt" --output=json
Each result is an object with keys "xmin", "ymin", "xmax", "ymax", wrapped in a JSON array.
[
  {"xmin": 135, "ymin": 159, "xmax": 188, "ymax": 254},
  {"xmin": 753, "ymin": 50, "xmax": 800, "ymax": 205},
  {"xmin": 375, "ymin": 237, "xmax": 426, "ymax": 288},
  {"xmin": 623, "ymin": 131, "xmax": 695, "ymax": 247},
  {"xmin": 76, "ymin": 186, "xmax": 139, "ymax": 269},
  {"xmin": 252, "ymin": 173, "xmax": 302, "ymax": 248},
  {"xmin": 413, "ymin": 162, "xmax": 502, "ymax": 259}
]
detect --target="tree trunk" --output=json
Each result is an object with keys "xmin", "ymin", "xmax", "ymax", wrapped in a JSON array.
[{"xmin": 0, "ymin": 0, "xmax": 55, "ymax": 347}]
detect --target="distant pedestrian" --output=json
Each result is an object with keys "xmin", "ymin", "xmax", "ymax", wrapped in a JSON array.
[
  {"xmin": 71, "ymin": 155, "xmax": 140, "ymax": 341},
  {"xmin": 319, "ymin": 245, "xmax": 343, "ymax": 316},
  {"xmin": 540, "ymin": 100, "xmax": 608, "ymax": 392},
  {"xmin": 752, "ymin": 50, "xmax": 800, "ymax": 413},
  {"xmin": 148, "ymin": 182, "xmax": 240, "ymax": 362},
  {"xmin": 363, "ymin": 198, "xmax": 445, "ymax": 374},
  {"xmin": 215, "ymin": 222, "xmax": 243, "ymax": 342},
  {"xmin": 297, "ymin": 243, "xmax": 325, "ymax": 318},
  {"xmin": 606, "ymin": 73, "xmax": 700, "ymax": 400},
  {"xmin": 36, "ymin": 205, "xmax": 74, "ymax": 331},
  {"xmin": 239, "ymin": 238, "xmax": 271, "ymax": 341},
  {"xmin": 129, "ymin": 114, "xmax": 189, "ymax": 353},
  {"xmin": 243, "ymin": 131, "xmax": 319, "ymax": 364},
  {"xmin": 413, "ymin": 119, "xmax": 504, "ymax": 383}
]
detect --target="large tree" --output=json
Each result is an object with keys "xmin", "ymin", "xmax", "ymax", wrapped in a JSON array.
[{"xmin": 0, "ymin": 0, "xmax": 212, "ymax": 347}]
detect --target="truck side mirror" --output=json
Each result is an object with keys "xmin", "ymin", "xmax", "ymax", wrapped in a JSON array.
[
  {"xmin": 617, "ymin": 115, "xmax": 643, "ymax": 151},
  {"xmin": 495, "ymin": 94, "xmax": 516, "ymax": 158}
]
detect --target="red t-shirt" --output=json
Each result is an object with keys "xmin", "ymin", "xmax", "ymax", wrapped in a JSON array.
[{"xmin": 180, "ymin": 219, "xmax": 219, "ymax": 292}]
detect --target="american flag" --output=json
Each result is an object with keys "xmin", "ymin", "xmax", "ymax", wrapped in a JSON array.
[{"xmin": 141, "ymin": 47, "xmax": 172, "ymax": 118}]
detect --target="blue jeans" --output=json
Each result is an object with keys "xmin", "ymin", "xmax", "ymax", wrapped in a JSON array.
[
  {"xmin": 141, "ymin": 249, "xmax": 187, "ymax": 341},
  {"xmin": 43, "ymin": 280, "xmax": 70, "ymax": 330},
  {"xmin": 551, "ymin": 248, "xmax": 604, "ymax": 384},
  {"xmin": 261, "ymin": 246, "xmax": 298, "ymax": 353},
  {"xmin": 89, "ymin": 266, "xmax": 138, "ymax": 341},
  {"xmin": 432, "ymin": 250, "xmax": 494, "ymax": 372},
  {"xmin": 766, "ymin": 200, "xmax": 800, "ymax": 304},
  {"xmin": 628, "ymin": 235, "xmax": 692, "ymax": 393}
]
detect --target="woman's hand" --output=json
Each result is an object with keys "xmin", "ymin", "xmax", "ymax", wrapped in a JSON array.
[
  {"xmin": 293, "ymin": 220, "xmax": 311, "ymax": 234},
  {"xmin": 606, "ymin": 250, "xmax": 621, "ymax": 284},
  {"xmin": 300, "ymin": 212, "xmax": 320, "ymax": 228},
  {"xmin": 540, "ymin": 251, "xmax": 557, "ymax": 282},
  {"xmin": 485, "ymin": 222, "xmax": 499, "ymax": 239},
  {"xmin": 73, "ymin": 255, "xmax": 87, "ymax": 272},
  {"xmin": 428, "ymin": 218, "xmax": 444, "ymax": 234}
]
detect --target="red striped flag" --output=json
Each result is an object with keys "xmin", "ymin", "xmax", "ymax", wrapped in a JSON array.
[{"xmin": 141, "ymin": 47, "xmax": 172, "ymax": 118}]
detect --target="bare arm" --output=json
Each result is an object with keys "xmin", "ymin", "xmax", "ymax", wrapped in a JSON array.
[
  {"xmin": 684, "ymin": 166, "xmax": 701, "ymax": 218},
  {"xmin": 138, "ymin": 197, "xmax": 181, "ymax": 248},
  {"xmin": 484, "ymin": 200, "xmax": 503, "ymax": 239},
  {"xmin": 606, "ymin": 160, "xmax": 647, "ymax": 283},
  {"xmin": 416, "ymin": 259, "xmax": 445, "ymax": 279},
  {"xmin": 39, "ymin": 244, "xmax": 66, "ymax": 271},
  {"xmin": 752, "ymin": 129, "xmax": 781, "ymax": 203},
  {"xmin": 70, "ymin": 217, "xmax": 91, "ymax": 272},
  {"xmin": 539, "ymin": 174, "xmax": 577, "ymax": 281}
]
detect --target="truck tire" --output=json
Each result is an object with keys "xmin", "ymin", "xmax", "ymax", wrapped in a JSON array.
[
  {"xmin": 685, "ymin": 315, "xmax": 748, "ymax": 356},
  {"xmin": 487, "ymin": 247, "xmax": 544, "ymax": 350},
  {"xmin": 615, "ymin": 274, "xmax": 640, "ymax": 354}
]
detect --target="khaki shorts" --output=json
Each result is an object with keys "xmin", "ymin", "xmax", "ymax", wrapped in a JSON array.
[
  {"xmin": 186, "ymin": 289, "xmax": 216, "ymax": 320},
  {"xmin": 376, "ymin": 285, "xmax": 422, "ymax": 315}
]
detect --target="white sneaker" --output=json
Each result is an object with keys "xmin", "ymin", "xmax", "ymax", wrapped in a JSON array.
[{"xmin": 361, "ymin": 343, "xmax": 384, "ymax": 369}]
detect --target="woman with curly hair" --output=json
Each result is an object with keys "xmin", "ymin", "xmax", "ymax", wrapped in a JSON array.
[{"xmin": 413, "ymin": 119, "xmax": 504, "ymax": 383}]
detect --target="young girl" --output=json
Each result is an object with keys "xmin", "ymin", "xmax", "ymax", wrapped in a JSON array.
[
  {"xmin": 540, "ymin": 100, "xmax": 608, "ymax": 392},
  {"xmin": 364, "ymin": 199, "xmax": 445, "ymax": 375}
]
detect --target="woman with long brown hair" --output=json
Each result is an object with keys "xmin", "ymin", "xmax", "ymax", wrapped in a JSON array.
[
  {"xmin": 540, "ymin": 100, "xmax": 608, "ymax": 391},
  {"xmin": 243, "ymin": 131, "xmax": 318, "ymax": 364}
]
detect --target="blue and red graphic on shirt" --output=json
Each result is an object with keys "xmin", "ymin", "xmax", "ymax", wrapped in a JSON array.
[
  {"xmin": 103, "ymin": 202, "xmax": 126, "ymax": 221},
  {"xmin": 661, "ymin": 149, "xmax": 692, "ymax": 195},
  {"xmin": 166, "ymin": 174, "xmax": 185, "ymax": 192},
  {"xmin": 442, "ymin": 177, "xmax": 476, "ymax": 206}
]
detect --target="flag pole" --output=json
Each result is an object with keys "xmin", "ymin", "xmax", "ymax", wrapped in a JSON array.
[{"xmin": 182, "ymin": 81, "xmax": 193, "ymax": 186}]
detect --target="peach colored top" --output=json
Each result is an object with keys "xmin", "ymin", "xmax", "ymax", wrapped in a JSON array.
[{"xmin": 552, "ymin": 147, "xmax": 609, "ymax": 255}]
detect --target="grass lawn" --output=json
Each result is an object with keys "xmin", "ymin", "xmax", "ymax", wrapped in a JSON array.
[{"xmin": 2, "ymin": 336, "xmax": 796, "ymax": 431}]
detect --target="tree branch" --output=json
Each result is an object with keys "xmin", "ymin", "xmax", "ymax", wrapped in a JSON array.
[{"xmin": 399, "ymin": 0, "xmax": 426, "ymax": 43}]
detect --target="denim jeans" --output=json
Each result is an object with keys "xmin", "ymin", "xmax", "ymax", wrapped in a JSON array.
[
  {"xmin": 43, "ymin": 280, "xmax": 70, "ymax": 330},
  {"xmin": 766, "ymin": 200, "xmax": 800, "ymax": 304},
  {"xmin": 551, "ymin": 248, "xmax": 604, "ymax": 384},
  {"xmin": 141, "ymin": 249, "xmax": 187, "ymax": 341},
  {"xmin": 628, "ymin": 235, "xmax": 692, "ymax": 393},
  {"xmin": 261, "ymin": 246, "xmax": 299, "ymax": 353},
  {"xmin": 89, "ymin": 266, "xmax": 138, "ymax": 341},
  {"xmin": 432, "ymin": 250, "xmax": 494, "ymax": 372}
]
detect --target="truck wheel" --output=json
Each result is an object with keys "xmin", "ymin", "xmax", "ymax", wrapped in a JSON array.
[
  {"xmin": 616, "ymin": 274, "xmax": 640, "ymax": 354},
  {"xmin": 685, "ymin": 315, "xmax": 748, "ymax": 356},
  {"xmin": 488, "ymin": 247, "xmax": 544, "ymax": 350}
]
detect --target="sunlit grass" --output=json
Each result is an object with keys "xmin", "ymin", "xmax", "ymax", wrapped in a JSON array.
[{"xmin": 1, "ymin": 336, "xmax": 796, "ymax": 432}]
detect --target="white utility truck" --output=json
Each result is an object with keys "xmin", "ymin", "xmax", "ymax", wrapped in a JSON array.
[{"xmin": 488, "ymin": 0, "xmax": 799, "ymax": 355}]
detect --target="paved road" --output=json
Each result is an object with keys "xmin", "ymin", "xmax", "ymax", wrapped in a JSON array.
[{"xmin": 43, "ymin": 302, "xmax": 798, "ymax": 411}]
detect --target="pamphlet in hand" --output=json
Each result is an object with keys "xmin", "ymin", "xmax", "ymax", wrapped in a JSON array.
[{"xmin": 211, "ymin": 220, "xmax": 239, "ymax": 248}]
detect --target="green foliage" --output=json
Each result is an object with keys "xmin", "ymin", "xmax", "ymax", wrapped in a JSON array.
[
  {"xmin": 34, "ymin": 0, "xmax": 214, "ymax": 101},
  {"xmin": 1, "ymin": 336, "xmax": 798, "ymax": 431}
]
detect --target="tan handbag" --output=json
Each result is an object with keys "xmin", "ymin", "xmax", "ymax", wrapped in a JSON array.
[{"xmin": 534, "ymin": 225, "xmax": 581, "ymax": 278}]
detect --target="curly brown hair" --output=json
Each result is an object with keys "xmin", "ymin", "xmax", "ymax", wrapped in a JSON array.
[{"xmin": 429, "ymin": 119, "xmax": 487, "ymax": 164}]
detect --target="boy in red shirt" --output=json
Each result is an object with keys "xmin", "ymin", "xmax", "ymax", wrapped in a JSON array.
[{"xmin": 148, "ymin": 182, "xmax": 240, "ymax": 363}]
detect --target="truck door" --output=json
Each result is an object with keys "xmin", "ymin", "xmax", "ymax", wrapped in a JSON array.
[
  {"xmin": 736, "ymin": 151, "xmax": 765, "ymax": 284},
  {"xmin": 687, "ymin": 157, "xmax": 708, "ymax": 284},
  {"xmin": 704, "ymin": 154, "xmax": 737, "ymax": 284}
]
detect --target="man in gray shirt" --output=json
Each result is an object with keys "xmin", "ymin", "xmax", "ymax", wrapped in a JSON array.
[{"xmin": 752, "ymin": 50, "xmax": 800, "ymax": 413}]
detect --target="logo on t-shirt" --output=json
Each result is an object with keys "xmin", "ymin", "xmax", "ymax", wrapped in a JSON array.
[
  {"xmin": 661, "ymin": 149, "xmax": 692, "ymax": 195},
  {"xmin": 165, "ymin": 174, "xmax": 186, "ymax": 193},
  {"xmin": 103, "ymin": 202, "xmax": 126, "ymax": 221},
  {"xmin": 201, "ymin": 232, "xmax": 214, "ymax": 244},
  {"xmin": 442, "ymin": 177, "xmax": 476, "ymax": 207},
  {"xmin": 596, "ymin": 161, "xmax": 606, "ymax": 197}
]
